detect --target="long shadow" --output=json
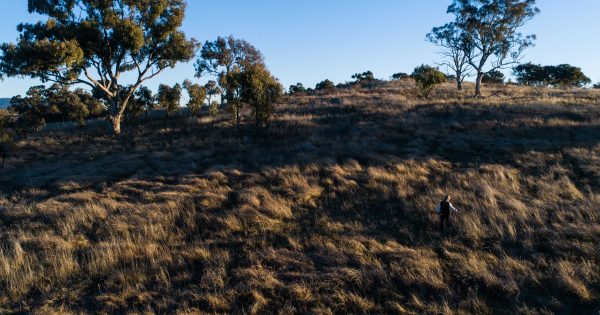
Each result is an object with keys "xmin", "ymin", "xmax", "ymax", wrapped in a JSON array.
[{"xmin": 3, "ymin": 101, "xmax": 600, "ymax": 195}]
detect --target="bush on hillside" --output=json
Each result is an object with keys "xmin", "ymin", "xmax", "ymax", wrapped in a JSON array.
[
  {"xmin": 316, "ymin": 79, "xmax": 336, "ymax": 91},
  {"xmin": 412, "ymin": 65, "xmax": 446, "ymax": 99},
  {"xmin": 482, "ymin": 70, "xmax": 505, "ymax": 84},
  {"xmin": 513, "ymin": 63, "xmax": 591, "ymax": 88}
]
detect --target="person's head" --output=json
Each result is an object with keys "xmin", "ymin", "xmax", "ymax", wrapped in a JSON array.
[{"xmin": 443, "ymin": 195, "xmax": 451, "ymax": 202}]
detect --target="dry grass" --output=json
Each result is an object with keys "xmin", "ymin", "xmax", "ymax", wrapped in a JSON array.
[{"xmin": 1, "ymin": 82, "xmax": 600, "ymax": 314}]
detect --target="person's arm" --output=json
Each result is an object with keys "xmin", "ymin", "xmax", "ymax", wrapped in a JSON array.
[
  {"xmin": 435, "ymin": 204, "xmax": 441, "ymax": 214},
  {"xmin": 449, "ymin": 203, "xmax": 459, "ymax": 213}
]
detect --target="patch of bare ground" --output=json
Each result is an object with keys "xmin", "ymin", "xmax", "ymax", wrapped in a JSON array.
[{"xmin": 1, "ymin": 82, "xmax": 599, "ymax": 314}]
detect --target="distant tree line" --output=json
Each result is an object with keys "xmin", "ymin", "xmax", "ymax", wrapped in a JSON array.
[
  {"xmin": 513, "ymin": 63, "xmax": 591, "ymax": 88},
  {"xmin": 0, "ymin": 0, "xmax": 597, "ymax": 143},
  {"xmin": 9, "ymin": 84, "xmax": 105, "ymax": 130}
]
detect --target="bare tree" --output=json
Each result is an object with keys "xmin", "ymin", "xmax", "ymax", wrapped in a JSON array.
[{"xmin": 427, "ymin": 22, "xmax": 472, "ymax": 91}]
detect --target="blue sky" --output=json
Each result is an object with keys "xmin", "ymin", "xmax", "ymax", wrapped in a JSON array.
[{"xmin": 1, "ymin": 0, "xmax": 599, "ymax": 98}]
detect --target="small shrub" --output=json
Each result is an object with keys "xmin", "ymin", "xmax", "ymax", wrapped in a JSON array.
[
  {"xmin": 412, "ymin": 65, "xmax": 446, "ymax": 99},
  {"xmin": 316, "ymin": 79, "xmax": 336, "ymax": 91},
  {"xmin": 482, "ymin": 70, "xmax": 505, "ymax": 84}
]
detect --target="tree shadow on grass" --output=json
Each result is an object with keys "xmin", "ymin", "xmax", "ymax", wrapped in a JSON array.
[{"xmin": 3, "ymin": 101, "xmax": 600, "ymax": 195}]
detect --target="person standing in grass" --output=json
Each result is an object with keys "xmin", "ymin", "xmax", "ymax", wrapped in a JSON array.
[{"xmin": 436, "ymin": 195, "xmax": 459, "ymax": 232}]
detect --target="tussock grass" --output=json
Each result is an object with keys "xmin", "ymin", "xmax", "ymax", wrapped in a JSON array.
[{"xmin": 1, "ymin": 82, "xmax": 600, "ymax": 313}]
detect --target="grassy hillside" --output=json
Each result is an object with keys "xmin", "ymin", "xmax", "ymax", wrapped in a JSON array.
[{"xmin": 1, "ymin": 82, "xmax": 599, "ymax": 314}]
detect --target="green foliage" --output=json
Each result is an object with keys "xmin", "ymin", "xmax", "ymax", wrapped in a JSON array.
[
  {"xmin": 183, "ymin": 80, "xmax": 206, "ymax": 117},
  {"xmin": 123, "ymin": 86, "xmax": 144, "ymax": 122},
  {"xmin": 0, "ymin": 110, "xmax": 13, "ymax": 169},
  {"xmin": 158, "ymin": 83, "xmax": 182, "ymax": 118},
  {"xmin": 513, "ymin": 63, "xmax": 546, "ymax": 86},
  {"xmin": 204, "ymin": 80, "xmax": 222, "ymax": 106},
  {"xmin": 0, "ymin": 110, "xmax": 12, "ymax": 141},
  {"xmin": 447, "ymin": 0, "xmax": 540, "ymax": 95},
  {"xmin": 482, "ymin": 70, "xmax": 505, "ymax": 84},
  {"xmin": 316, "ymin": 79, "xmax": 335, "ymax": 91},
  {"xmin": 513, "ymin": 63, "xmax": 591, "ymax": 88},
  {"xmin": 545, "ymin": 64, "xmax": 591, "ymax": 88},
  {"xmin": 0, "ymin": 0, "xmax": 196, "ymax": 134},
  {"xmin": 135, "ymin": 86, "xmax": 155, "ymax": 119},
  {"xmin": 391, "ymin": 73, "xmax": 410, "ymax": 80},
  {"xmin": 289, "ymin": 83, "xmax": 307, "ymax": 94},
  {"xmin": 352, "ymin": 71, "xmax": 374, "ymax": 83},
  {"xmin": 208, "ymin": 101, "xmax": 219, "ymax": 118},
  {"xmin": 74, "ymin": 89, "xmax": 104, "ymax": 118},
  {"xmin": 195, "ymin": 36, "xmax": 264, "ymax": 131},
  {"xmin": 9, "ymin": 84, "xmax": 103, "ymax": 129},
  {"xmin": 239, "ymin": 64, "xmax": 283, "ymax": 132},
  {"xmin": 412, "ymin": 65, "xmax": 446, "ymax": 99},
  {"xmin": 594, "ymin": 83, "xmax": 600, "ymax": 89}
]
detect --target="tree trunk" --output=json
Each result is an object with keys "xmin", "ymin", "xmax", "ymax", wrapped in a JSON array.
[
  {"xmin": 456, "ymin": 71, "xmax": 463, "ymax": 91},
  {"xmin": 475, "ymin": 72, "xmax": 484, "ymax": 97},
  {"xmin": 109, "ymin": 94, "xmax": 133, "ymax": 135},
  {"xmin": 110, "ymin": 115, "xmax": 122, "ymax": 135},
  {"xmin": 236, "ymin": 106, "xmax": 241, "ymax": 134},
  {"xmin": 255, "ymin": 109, "xmax": 260, "ymax": 134}
]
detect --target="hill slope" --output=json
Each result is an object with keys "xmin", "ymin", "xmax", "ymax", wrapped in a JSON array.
[{"xmin": 1, "ymin": 83, "xmax": 599, "ymax": 314}]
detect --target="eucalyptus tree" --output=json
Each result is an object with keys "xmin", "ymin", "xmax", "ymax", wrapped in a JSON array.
[
  {"xmin": 289, "ymin": 83, "xmax": 307, "ymax": 94},
  {"xmin": 183, "ymin": 79, "xmax": 206, "ymax": 117},
  {"xmin": 427, "ymin": 22, "xmax": 471, "ymax": 91},
  {"xmin": 239, "ymin": 64, "xmax": 283, "ymax": 132},
  {"xmin": 391, "ymin": 73, "xmax": 410, "ymax": 80},
  {"xmin": 0, "ymin": 0, "xmax": 197, "ymax": 134},
  {"xmin": 204, "ymin": 80, "xmax": 222, "ymax": 106},
  {"xmin": 195, "ymin": 36, "xmax": 263, "ymax": 132},
  {"xmin": 482, "ymin": 70, "xmax": 505, "ymax": 84},
  {"xmin": 158, "ymin": 83, "xmax": 182, "ymax": 119},
  {"xmin": 412, "ymin": 65, "xmax": 446, "ymax": 99},
  {"xmin": 135, "ymin": 86, "xmax": 155, "ymax": 121},
  {"xmin": 352, "ymin": 71, "xmax": 375, "ymax": 83},
  {"xmin": 513, "ymin": 63, "xmax": 591, "ymax": 88},
  {"xmin": 448, "ymin": 0, "xmax": 540, "ymax": 96},
  {"xmin": 315, "ymin": 79, "xmax": 335, "ymax": 91}
]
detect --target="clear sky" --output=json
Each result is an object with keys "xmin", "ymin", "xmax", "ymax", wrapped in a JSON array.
[{"xmin": 0, "ymin": 0, "xmax": 599, "ymax": 98}]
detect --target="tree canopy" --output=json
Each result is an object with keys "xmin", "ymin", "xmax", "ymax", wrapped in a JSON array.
[
  {"xmin": 158, "ymin": 83, "xmax": 182, "ymax": 118},
  {"xmin": 10, "ymin": 84, "xmax": 105, "ymax": 128},
  {"xmin": 289, "ymin": 83, "xmax": 307, "ymax": 94},
  {"xmin": 482, "ymin": 70, "xmax": 505, "ymax": 84},
  {"xmin": 391, "ymin": 73, "xmax": 410, "ymax": 80},
  {"xmin": 352, "ymin": 71, "xmax": 375, "ymax": 83},
  {"xmin": 513, "ymin": 63, "xmax": 591, "ymax": 88},
  {"xmin": 183, "ymin": 79, "xmax": 206, "ymax": 117},
  {"xmin": 316, "ymin": 79, "xmax": 336, "ymax": 91},
  {"xmin": 412, "ymin": 65, "xmax": 446, "ymax": 99},
  {"xmin": 0, "ymin": 0, "xmax": 196, "ymax": 133},
  {"xmin": 447, "ymin": 0, "xmax": 540, "ymax": 96},
  {"xmin": 195, "ymin": 36, "xmax": 264, "ymax": 132},
  {"xmin": 239, "ymin": 64, "xmax": 283, "ymax": 132}
]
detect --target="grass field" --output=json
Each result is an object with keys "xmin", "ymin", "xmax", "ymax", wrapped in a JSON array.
[{"xmin": 1, "ymin": 81, "xmax": 600, "ymax": 314}]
